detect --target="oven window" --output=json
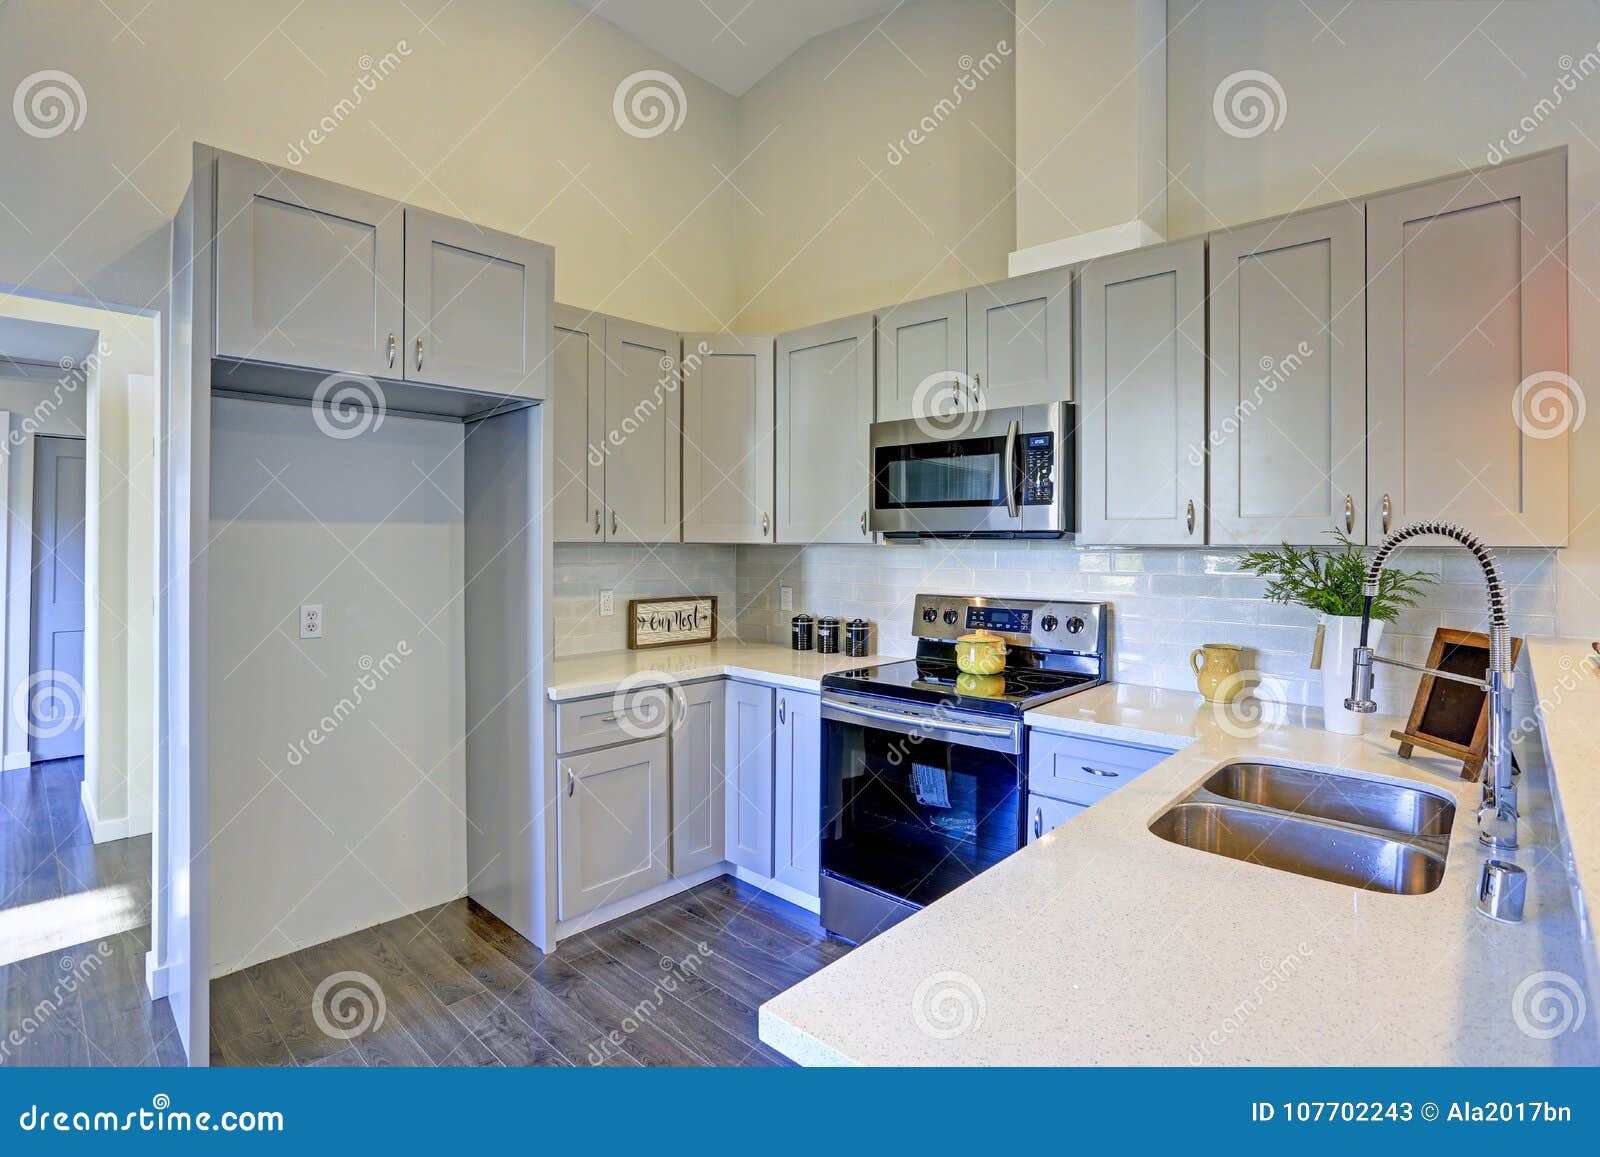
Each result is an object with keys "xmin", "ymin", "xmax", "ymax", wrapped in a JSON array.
[
  {"xmin": 820, "ymin": 718, "xmax": 1022, "ymax": 908},
  {"xmin": 874, "ymin": 436, "xmax": 1008, "ymax": 508}
]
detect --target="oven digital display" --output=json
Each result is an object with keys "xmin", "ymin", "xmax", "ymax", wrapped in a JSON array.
[{"xmin": 966, "ymin": 606, "xmax": 1032, "ymax": 634}]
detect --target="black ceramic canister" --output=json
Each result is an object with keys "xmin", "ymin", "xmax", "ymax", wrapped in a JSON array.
[
  {"xmin": 844, "ymin": 619, "xmax": 870, "ymax": 657},
  {"xmin": 791, "ymin": 614, "xmax": 815, "ymax": 651},
  {"xmin": 816, "ymin": 616, "xmax": 841, "ymax": 654}
]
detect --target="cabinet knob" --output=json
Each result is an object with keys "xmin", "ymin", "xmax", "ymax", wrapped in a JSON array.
[
  {"xmin": 1344, "ymin": 494, "xmax": 1355, "ymax": 535},
  {"xmin": 387, "ymin": 332, "xmax": 397, "ymax": 369},
  {"xmin": 1186, "ymin": 499, "xmax": 1196, "ymax": 536},
  {"xmin": 1381, "ymin": 493, "xmax": 1393, "ymax": 534},
  {"xmin": 415, "ymin": 336, "xmax": 424, "ymax": 372}
]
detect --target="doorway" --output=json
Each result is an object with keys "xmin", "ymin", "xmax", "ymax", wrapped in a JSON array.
[{"xmin": 27, "ymin": 435, "xmax": 87, "ymax": 762}]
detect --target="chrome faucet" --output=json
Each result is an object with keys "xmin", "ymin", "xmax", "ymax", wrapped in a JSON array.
[{"xmin": 1344, "ymin": 521, "xmax": 1517, "ymax": 851}]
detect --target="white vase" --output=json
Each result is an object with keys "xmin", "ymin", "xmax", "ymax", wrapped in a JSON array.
[{"xmin": 1320, "ymin": 615, "xmax": 1384, "ymax": 735}]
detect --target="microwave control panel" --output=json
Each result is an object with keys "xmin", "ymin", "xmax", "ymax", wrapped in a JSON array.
[{"xmin": 1023, "ymin": 432, "xmax": 1054, "ymax": 505}]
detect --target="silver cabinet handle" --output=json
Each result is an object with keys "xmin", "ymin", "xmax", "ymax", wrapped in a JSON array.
[
  {"xmin": 1186, "ymin": 499, "xmax": 1196, "ymax": 535},
  {"xmin": 387, "ymin": 332, "xmax": 397, "ymax": 369},
  {"xmin": 567, "ymin": 769, "xmax": 576, "ymax": 797},
  {"xmin": 761, "ymin": 512, "xmax": 770, "ymax": 537},
  {"xmin": 860, "ymin": 510, "xmax": 868, "ymax": 537},
  {"xmin": 1080, "ymin": 765, "xmax": 1119, "ymax": 778},
  {"xmin": 970, "ymin": 372, "xmax": 982, "ymax": 410},
  {"xmin": 593, "ymin": 508, "xmax": 601, "ymax": 536},
  {"xmin": 778, "ymin": 698, "xmax": 786, "ymax": 725},
  {"xmin": 415, "ymin": 336, "xmax": 424, "ymax": 372},
  {"xmin": 1344, "ymin": 495, "xmax": 1355, "ymax": 535},
  {"xmin": 611, "ymin": 509, "xmax": 618, "ymax": 536},
  {"xmin": 1381, "ymin": 493, "xmax": 1392, "ymax": 534},
  {"xmin": 1033, "ymin": 808, "xmax": 1043, "ymax": 839}
]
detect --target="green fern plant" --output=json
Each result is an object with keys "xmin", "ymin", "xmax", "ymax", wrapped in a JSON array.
[{"xmin": 1236, "ymin": 533, "xmax": 1435, "ymax": 621}]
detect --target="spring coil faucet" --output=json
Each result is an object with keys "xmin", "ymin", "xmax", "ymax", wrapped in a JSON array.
[{"xmin": 1344, "ymin": 520, "xmax": 1517, "ymax": 851}]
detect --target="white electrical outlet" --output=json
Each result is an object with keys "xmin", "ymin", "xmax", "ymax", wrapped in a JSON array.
[
  {"xmin": 780, "ymin": 586, "xmax": 794, "ymax": 612},
  {"xmin": 599, "ymin": 589, "xmax": 615, "ymax": 617},
  {"xmin": 300, "ymin": 604, "xmax": 323, "ymax": 639}
]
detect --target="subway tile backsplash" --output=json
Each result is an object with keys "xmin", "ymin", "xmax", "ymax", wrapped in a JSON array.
[{"xmin": 553, "ymin": 540, "xmax": 1556, "ymax": 719}]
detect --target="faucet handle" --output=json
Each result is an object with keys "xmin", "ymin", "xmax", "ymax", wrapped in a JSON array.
[
  {"xmin": 1477, "ymin": 859, "xmax": 1526, "ymax": 923},
  {"xmin": 1344, "ymin": 645, "xmax": 1379, "ymax": 713}
]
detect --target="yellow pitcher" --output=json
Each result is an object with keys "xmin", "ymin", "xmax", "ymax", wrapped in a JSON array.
[{"xmin": 1189, "ymin": 642, "xmax": 1246, "ymax": 703}]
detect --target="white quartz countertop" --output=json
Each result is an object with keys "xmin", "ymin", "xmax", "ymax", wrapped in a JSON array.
[
  {"xmin": 1527, "ymin": 639, "xmax": 1600, "ymax": 945},
  {"xmin": 759, "ymin": 678, "xmax": 1600, "ymax": 1066},
  {"xmin": 546, "ymin": 641, "xmax": 902, "ymax": 701}
]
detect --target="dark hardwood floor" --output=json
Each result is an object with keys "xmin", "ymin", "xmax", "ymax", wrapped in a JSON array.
[
  {"xmin": 210, "ymin": 875, "xmax": 852, "ymax": 1067},
  {"xmin": 0, "ymin": 758, "xmax": 183, "ymax": 1066}
]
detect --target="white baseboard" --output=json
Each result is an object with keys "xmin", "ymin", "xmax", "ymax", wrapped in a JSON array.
[
  {"xmin": 80, "ymin": 779, "xmax": 130, "ymax": 843},
  {"xmin": 3, "ymin": 750, "xmax": 32, "ymax": 771},
  {"xmin": 145, "ymin": 950, "xmax": 170, "ymax": 1000},
  {"xmin": 1008, "ymin": 218, "xmax": 1167, "ymax": 276},
  {"xmin": 730, "ymin": 865, "xmax": 822, "ymax": 914}
]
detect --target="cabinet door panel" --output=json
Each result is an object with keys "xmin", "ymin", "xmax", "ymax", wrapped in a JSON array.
[
  {"xmin": 552, "ymin": 306, "xmax": 605, "ymax": 543},
  {"xmin": 404, "ymin": 208, "xmax": 551, "ymax": 399},
  {"xmin": 875, "ymin": 290, "xmax": 967, "ymax": 420},
  {"xmin": 603, "ymin": 319, "xmax": 681, "ymax": 543},
  {"xmin": 773, "ymin": 692, "xmax": 822, "ymax": 898},
  {"xmin": 776, "ymin": 313, "xmax": 875, "ymax": 544},
  {"xmin": 1078, "ymin": 237, "xmax": 1207, "ymax": 544},
  {"xmin": 682, "ymin": 334, "xmax": 775, "ymax": 543},
  {"xmin": 215, "ymin": 152, "xmax": 403, "ymax": 374},
  {"xmin": 558, "ymin": 737, "xmax": 670, "ymax": 921},
  {"xmin": 723, "ymin": 681, "xmax": 774, "ymax": 876},
  {"xmin": 1209, "ymin": 204, "xmax": 1366, "ymax": 544},
  {"xmin": 671, "ymin": 682, "xmax": 725, "ymax": 876},
  {"xmin": 967, "ymin": 269, "xmax": 1072, "ymax": 409},
  {"xmin": 1368, "ymin": 152, "xmax": 1568, "ymax": 546},
  {"xmin": 1026, "ymin": 793, "xmax": 1087, "ymax": 844}
]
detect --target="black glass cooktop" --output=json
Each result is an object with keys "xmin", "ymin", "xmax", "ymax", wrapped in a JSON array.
[{"xmin": 822, "ymin": 657, "xmax": 1100, "ymax": 716}]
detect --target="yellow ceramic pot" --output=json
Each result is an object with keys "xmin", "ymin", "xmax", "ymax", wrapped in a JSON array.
[
  {"xmin": 1190, "ymin": 642, "xmax": 1245, "ymax": 702},
  {"xmin": 954, "ymin": 671, "xmax": 1006, "ymax": 699},
  {"xmin": 955, "ymin": 630, "xmax": 1007, "ymax": 675}
]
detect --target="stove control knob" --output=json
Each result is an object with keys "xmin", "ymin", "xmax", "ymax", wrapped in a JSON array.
[
  {"xmin": 921, "ymin": 607, "xmax": 938, "ymax": 623},
  {"xmin": 1064, "ymin": 615, "xmax": 1086, "ymax": 635},
  {"xmin": 1039, "ymin": 614, "xmax": 1059, "ymax": 633},
  {"xmin": 942, "ymin": 608, "xmax": 959, "ymax": 625}
]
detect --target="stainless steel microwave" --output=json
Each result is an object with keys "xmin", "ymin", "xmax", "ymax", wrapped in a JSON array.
[{"xmin": 868, "ymin": 402, "xmax": 1074, "ymax": 538}]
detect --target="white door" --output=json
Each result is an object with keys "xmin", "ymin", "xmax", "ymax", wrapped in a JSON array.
[
  {"xmin": 1367, "ymin": 151, "xmax": 1569, "ymax": 546},
  {"xmin": 772, "ymin": 691, "xmax": 822, "ymax": 898},
  {"xmin": 967, "ymin": 269, "xmax": 1072, "ymax": 410},
  {"xmin": 28, "ymin": 436, "xmax": 87, "ymax": 761},
  {"xmin": 681, "ymin": 333, "xmax": 775, "ymax": 543},
  {"xmin": 1077, "ymin": 237, "xmax": 1208, "ymax": 545},
  {"xmin": 875, "ymin": 290, "xmax": 967, "ymax": 421},
  {"xmin": 557, "ymin": 737, "xmax": 671, "ymax": 920},
  {"xmin": 1208, "ymin": 203, "xmax": 1367, "ymax": 545},
  {"xmin": 603, "ymin": 319, "xmax": 681, "ymax": 543},
  {"xmin": 552, "ymin": 306, "xmax": 605, "ymax": 543},
  {"xmin": 403, "ymin": 207, "xmax": 552, "ymax": 400},
  {"xmin": 775, "ymin": 313, "xmax": 875, "ymax": 544},
  {"xmin": 723, "ymin": 681, "xmax": 774, "ymax": 876},
  {"xmin": 213, "ymin": 151, "xmax": 404, "ymax": 375}
]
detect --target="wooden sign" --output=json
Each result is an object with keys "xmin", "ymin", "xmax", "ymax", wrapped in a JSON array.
[
  {"xmin": 628, "ymin": 596, "xmax": 718, "ymax": 650},
  {"xmin": 1391, "ymin": 627, "xmax": 1523, "ymax": 779}
]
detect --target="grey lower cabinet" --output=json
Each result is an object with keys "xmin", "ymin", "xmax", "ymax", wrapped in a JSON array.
[
  {"xmin": 1077, "ymin": 237, "xmax": 1208, "ymax": 545},
  {"xmin": 1207, "ymin": 203, "xmax": 1366, "ymax": 545},
  {"xmin": 670, "ymin": 681, "xmax": 725, "ymax": 876},
  {"xmin": 602, "ymin": 318, "xmax": 682, "ymax": 543},
  {"xmin": 966, "ymin": 268, "xmax": 1072, "ymax": 410},
  {"xmin": 681, "ymin": 333, "xmax": 776, "ymax": 543},
  {"xmin": 1026, "ymin": 794, "xmax": 1087, "ymax": 844},
  {"xmin": 723, "ymin": 681, "xmax": 775, "ymax": 876},
  {"xmin": 1025, "ymin": 730, "xmax": 1174, "ymax": 844},
  {"xmin": 557, "ymin": 735, "xmax": 671, "ymax": 921},
  {"xmin": 772, "ymin": 691, "xmax": 822, "ymax": 897},
  {"xmin": 775, "ymin": 313, "xmax": 876, "ymax": 544},
  {"xmin": 552, "ymin": 306, "xmax": 605, "ymax": 542},
  {"xmin": 1366, "ymin": 150, "xmax": 1569, "ymax": 547}
]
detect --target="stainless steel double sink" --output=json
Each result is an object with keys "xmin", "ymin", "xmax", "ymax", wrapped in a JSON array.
[{"xmin": 1150, "ymin": 762, "xmax": 1456, "ymax": 895}]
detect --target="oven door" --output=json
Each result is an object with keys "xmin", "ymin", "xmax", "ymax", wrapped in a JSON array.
[{"xmin": 819, "ymin": 694, "xmax": 1025, "ymax": 918}]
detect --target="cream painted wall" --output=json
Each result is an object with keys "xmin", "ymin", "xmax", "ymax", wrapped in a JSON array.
[
  {"xmin": 1165, "ymin": 0, "xmax": 1600, "ymax": 636},
  {"xmin": 731, "ymin": 0, "xmax": 1016, "ymax": 332},
  {"xmin": 0, "ymin": 0, "xmax": 738, "ymax": 330}
]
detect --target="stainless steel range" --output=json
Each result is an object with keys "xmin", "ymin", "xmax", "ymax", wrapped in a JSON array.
[{"xmin": 818, "ymin": 593, "xmax": 1108, "ymax": 944}]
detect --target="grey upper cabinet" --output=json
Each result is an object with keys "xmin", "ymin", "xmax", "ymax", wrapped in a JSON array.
[
  {"xmin": 776, "ymin": 312, "xmax": 875, "ymax": 544},
  {"xmin": 772, "ymin": 691, "xmax": 822, "ymax": 898},
  {"xmin": 681, "ymin": 333, "xmax": 775, "ymax": 543},
  {"xmin": 875, "ymin": 289, "xmax": 967, "ymax": 420},
  {"xmin": 670, "ymin": 681, "xmax": 725, "ymax": 877},
  {"xmin": 1208, "ymin": 203, "xmax": 1366, "ymax": 545},
  {"xmin": 551, "ymin": 306, "xmax": 605, "ymax": 543},
  {"xmin": 603, "ymin": 318, "xmax": 681, "ymax": 543},
  {"xmin": 724, "ymin": 680, "xmax": 774, "ymax": 877},
  {"xmin": 967, "ymin": 268, "xmax": 1073, "ymax": 409},
  {"xmin": 1078, "ymin": 237, "xmax": 1208, "ymax": 545},
  {"xmin": 1367, "ymin": 151, "xmax": 1569, "ymax": 546},
  {"xmin": 214, "ymin": 152, "xmax": 404, "ymax": 374},
  {"xmin": 403, "ymin": 208, "xmax": 552, "ymax": 400},
  {"xmin": 557, "ymin": 736, "xmax": 671, "ymax": 921}
]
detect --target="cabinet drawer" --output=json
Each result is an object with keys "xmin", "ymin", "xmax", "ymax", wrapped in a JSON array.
[
  {"xmin": 557, "ymin": 688, "xmax": 671, "ymax": 753},
  {"xmin": 1028, "ymin": 731, "xmax": 1172, "ymax": 802}
]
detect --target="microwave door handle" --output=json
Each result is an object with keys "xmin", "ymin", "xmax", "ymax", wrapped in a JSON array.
[{"xmin": 1003, "ymin": 418, "xmax": 1021, "ymax": 518}]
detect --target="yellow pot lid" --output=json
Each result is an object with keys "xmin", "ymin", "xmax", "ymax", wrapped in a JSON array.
[{"xmin": 957, "ymin": 630, "xmax": 1004, "ymax": 644}]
